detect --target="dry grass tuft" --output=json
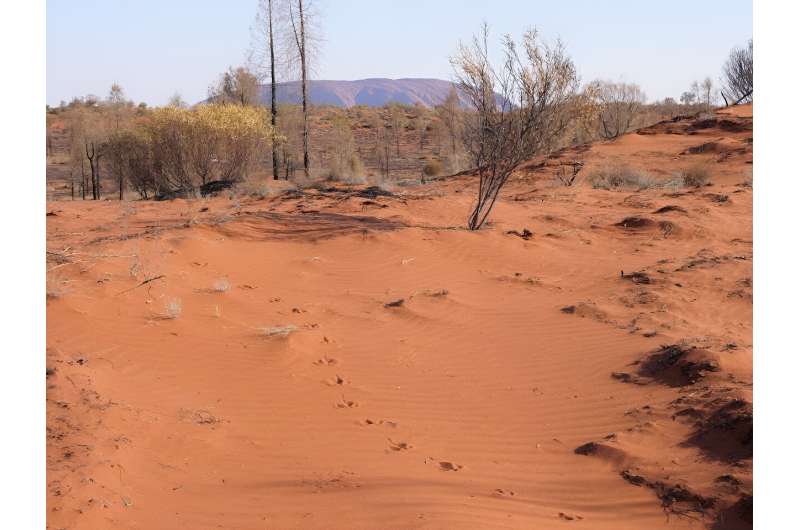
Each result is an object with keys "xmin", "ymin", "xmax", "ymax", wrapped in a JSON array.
[
  {"xmin": 587, "ymin": 164, "xmax": 657, "ymax": 190},
  {"xmin": 261, "ymin": 325, "xmax": 298, "ymax": 337},
  {"xmin": 163, "ymin": 297, "xmax": 182, "ymax": 319},
  {"xmin": 679, "ymin": 163, "xmax": 711, "ymax": 188},
  {"xmin": 212, "ymin": 278, "xmax": 230, "ymax": 293}
]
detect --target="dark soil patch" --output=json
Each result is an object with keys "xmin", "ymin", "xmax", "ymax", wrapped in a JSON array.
[
  {"xmin": 355, "ymin": 186, "xmax": 395, "ymax": 199},
  {"xmin": 616, "ymin": 216, "xmax": 655, "ymax": 229},
  {"xmin": 637, "ymin": 344, "xmax": 720, "ymax": 387},
  {"xmin": 685, "ymin": 399, "xmax": 753, "ymax": 462},
  {"xmin": 619, "ymin": 468, "xmax": 717, "ymax": 519},
  {"xmin": 621, "ymin": 271, "xmax": 651, "ymax": 284},
  {"xmin": 199, "ymin": 179, "xmax": 236, "ymax": 197},
  {"xmin": 506, "ymin": 228, "xmax": 533, "ymax": 240},
  {"xmin": 683, "ymin": 142, "xmax": 720, "ymax": 155},
  {"xmin": 712, "ymin": 495, "xmax": 752, "ymax": 530},
  {"xmin": 653, "ymin": 205, "xmax": 688, "ymax": 214},
  {"xmin": 704, "ymin": 193, "xmax": 730, "ymax": 204}
]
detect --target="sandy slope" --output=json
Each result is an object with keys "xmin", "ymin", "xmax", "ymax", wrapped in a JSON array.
[{"xmin": 46, "ymin": 105, "xmax": 752, "ymax": 529}]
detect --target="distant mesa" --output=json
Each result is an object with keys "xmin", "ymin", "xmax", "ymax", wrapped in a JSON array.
[
  {"xmin": 262, "ymin": 78, "xmax": 463, "ymax": 108},
  {"xmin": 200, "ymin": 77, "xmax": 505, "ymax": 109},
  {"xmin": 199, "ymin": 78, "xmax": 472, "ymax": 108}
]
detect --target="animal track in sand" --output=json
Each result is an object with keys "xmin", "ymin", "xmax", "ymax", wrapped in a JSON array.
[
  {"xmin": 493, "ymin": 488, "xmax": 516, "ymax": 497},
  {"xmin": 360, "ymin": 419, "xmax": 398, "ymax": 428},
  {"xmin": 324, "ymin": 374, "xmax": 348, "ymax": 386},
  {"xmin": 438, "ymin": 461, "xmax": 463, "ymax": 472},
  {"xmin": 336, "ymin": 398, "xmax": 359, "ymax": 409},
  {"xmin": 387, "ymin": 439, "xmax": 413, "ymax": 452},
  {"xmin": 313, "ymin": 356, "xmax": 338, "ymax": 366}
]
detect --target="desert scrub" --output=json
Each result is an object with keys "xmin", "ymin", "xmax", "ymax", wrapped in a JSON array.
[
  {"xmin": 423, "ymin": 159, "xmax": 443, "ymax": 178},
  {"xmin": 679, "ymin": 163, "xmax": 711, "ymax": 187},
  {"xmin": 588, "ymin": 164, "xmax": 657, "ymax": 190}
]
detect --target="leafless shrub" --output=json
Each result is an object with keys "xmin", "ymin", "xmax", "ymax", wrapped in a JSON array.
[
  {"xmin": 452, "ymin": 23, "xmax": 579, "ymax": 230},
  {"xmin": 555, "ymin": 162, "xmax": 583, "ymax": 187},
  {"xmin": 721, "ymin": 39, "xmax": 753, "ymax": 105},
  {"xmin": 589, "ymin": 80, "xmax": 646, "ymax": 139}
]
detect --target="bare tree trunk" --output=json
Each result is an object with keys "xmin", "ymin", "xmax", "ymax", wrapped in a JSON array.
[
  {"xmin": 81, "ymin": 157, "xmax": 86, "ymax": 200},
  {"xmin": 298, "ymin": 0, "xmax": 310, "ymax": 178},
  {"xmin": 119, "ymin": 172, "xmax": 124, "ymax": 200},
  {"xmin": 268, "ymin": 0, "xmax": 279, "ymax": 180},
  {"xmin": 86, "ymin": 141, "xmax": 98, "ymax": 200},
  {"xmin": 95, "ymin": 155, "xmax": 102, "ymax": 199},
  {"xmin": 733, "ymin": 90, "xmax": 753, "ymax": 106}
]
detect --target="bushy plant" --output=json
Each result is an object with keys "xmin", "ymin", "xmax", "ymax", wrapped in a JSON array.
[
  {"xmin": 588, "ymin": 164, "xmax": 657, "ymax": 190},
  {"xmin": 679, "ymin": 163, "xmax": 710, "ymax": 187},
  {"xmin": 423, "ymin": 159, "xmax": 443, "ymax": 177}
]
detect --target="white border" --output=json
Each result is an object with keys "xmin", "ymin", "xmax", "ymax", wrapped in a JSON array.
[{"xmin": 0, "ymin": 0, "xmax": 46, "ymax": 528}]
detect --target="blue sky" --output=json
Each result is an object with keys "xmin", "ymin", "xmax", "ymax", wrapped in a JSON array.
[{"xmin": 46, "ymin": 0, "xmax": 752, "ymax": 106}]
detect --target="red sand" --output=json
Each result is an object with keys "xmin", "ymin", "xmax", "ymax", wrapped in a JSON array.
[{"xmin": 47, "ymin": 105, "xmax": 752, "ymax": 529}]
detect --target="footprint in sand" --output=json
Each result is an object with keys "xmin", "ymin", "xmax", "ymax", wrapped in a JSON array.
[
  {"xmin": 387, "ymin": 439, "xmax": 413, "ymax": 452},
  {"xmin": 439, "ymin": 461, "xmax": 463, "ymax": 472}
]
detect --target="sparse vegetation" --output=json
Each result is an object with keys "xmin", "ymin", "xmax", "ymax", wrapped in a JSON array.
[
  {"xmin": 589, "ymin": 81, "xmax": 646, "ymax": 139},
  {"xmin": 163, "ymin": 298, "xmax": 183, "ymax": 319},
  {"xmin": 555, "ymin": 163, "xmax": 583, "ymax": 187},
  {"xmin": 721, "ymin": 39, "xmax": 753, "ymax": 105},
  {"xmin": 679, "ymin": 163, "xmax": 711, "ymax": 188},
  {"xmin": 212, "ymin": 278, "xmax": 231, "ymax": 292},
  {"xmin": 46, "ymin": 273, "xmax": 67, "ymax": 300},
  {"xmin": 452, "ymin": 23, "xmax": 579, "ymax": 229},
  {"xmin": 262, "ymin": 325, "xmax": 298, "ymax": 337},
  {"xmin": 587, "ymin": 164, "xmax": 657, "ymax": 190},
  {"xmin": 422, "ymin": 159, "xmax": 443, "ymax": 178}
]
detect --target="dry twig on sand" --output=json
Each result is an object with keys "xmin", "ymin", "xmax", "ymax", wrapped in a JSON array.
[{"xmin": 116, "ymin": 275, "xmax": 166, "ymax": 296}]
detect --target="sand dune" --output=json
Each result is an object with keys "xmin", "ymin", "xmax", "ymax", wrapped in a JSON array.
[{"xmin": 47, "ymin": 105, "xmax": 752, "ymax": 529}]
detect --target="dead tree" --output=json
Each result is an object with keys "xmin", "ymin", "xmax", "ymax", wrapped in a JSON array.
[
  {"xmin": 268, "ymin": 0, "xmax": 279, "ymax": 180},
  {"xmin": 251, "ymin": 0, "xmax": 281, "ymax": 179},
  {"xmin": 452, "ymin": 24, "xmax": 578, "ymax": 230},
  {"xmin": 721, "ymin": 39, "xmax": 753, "ymax": 105},
  {"xmin": 288, "ymin": 0, "xmax": 311, "ymax": 177},
  {"xmin": 85, "ymin": 141, "xmax": 99, "ymax": 200},
  {"xmin": 591, "ymin": 80, "xmax": 646, "ymax": 139},
  {"xmin": 80, "ymin": 157, "xmax": 86, "ymax": 200}
]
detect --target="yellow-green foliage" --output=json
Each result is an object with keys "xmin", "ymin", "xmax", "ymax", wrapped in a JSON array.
[{"xmin": 142, "ymin": 104, "xmax": 277, "ymax": 192}]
